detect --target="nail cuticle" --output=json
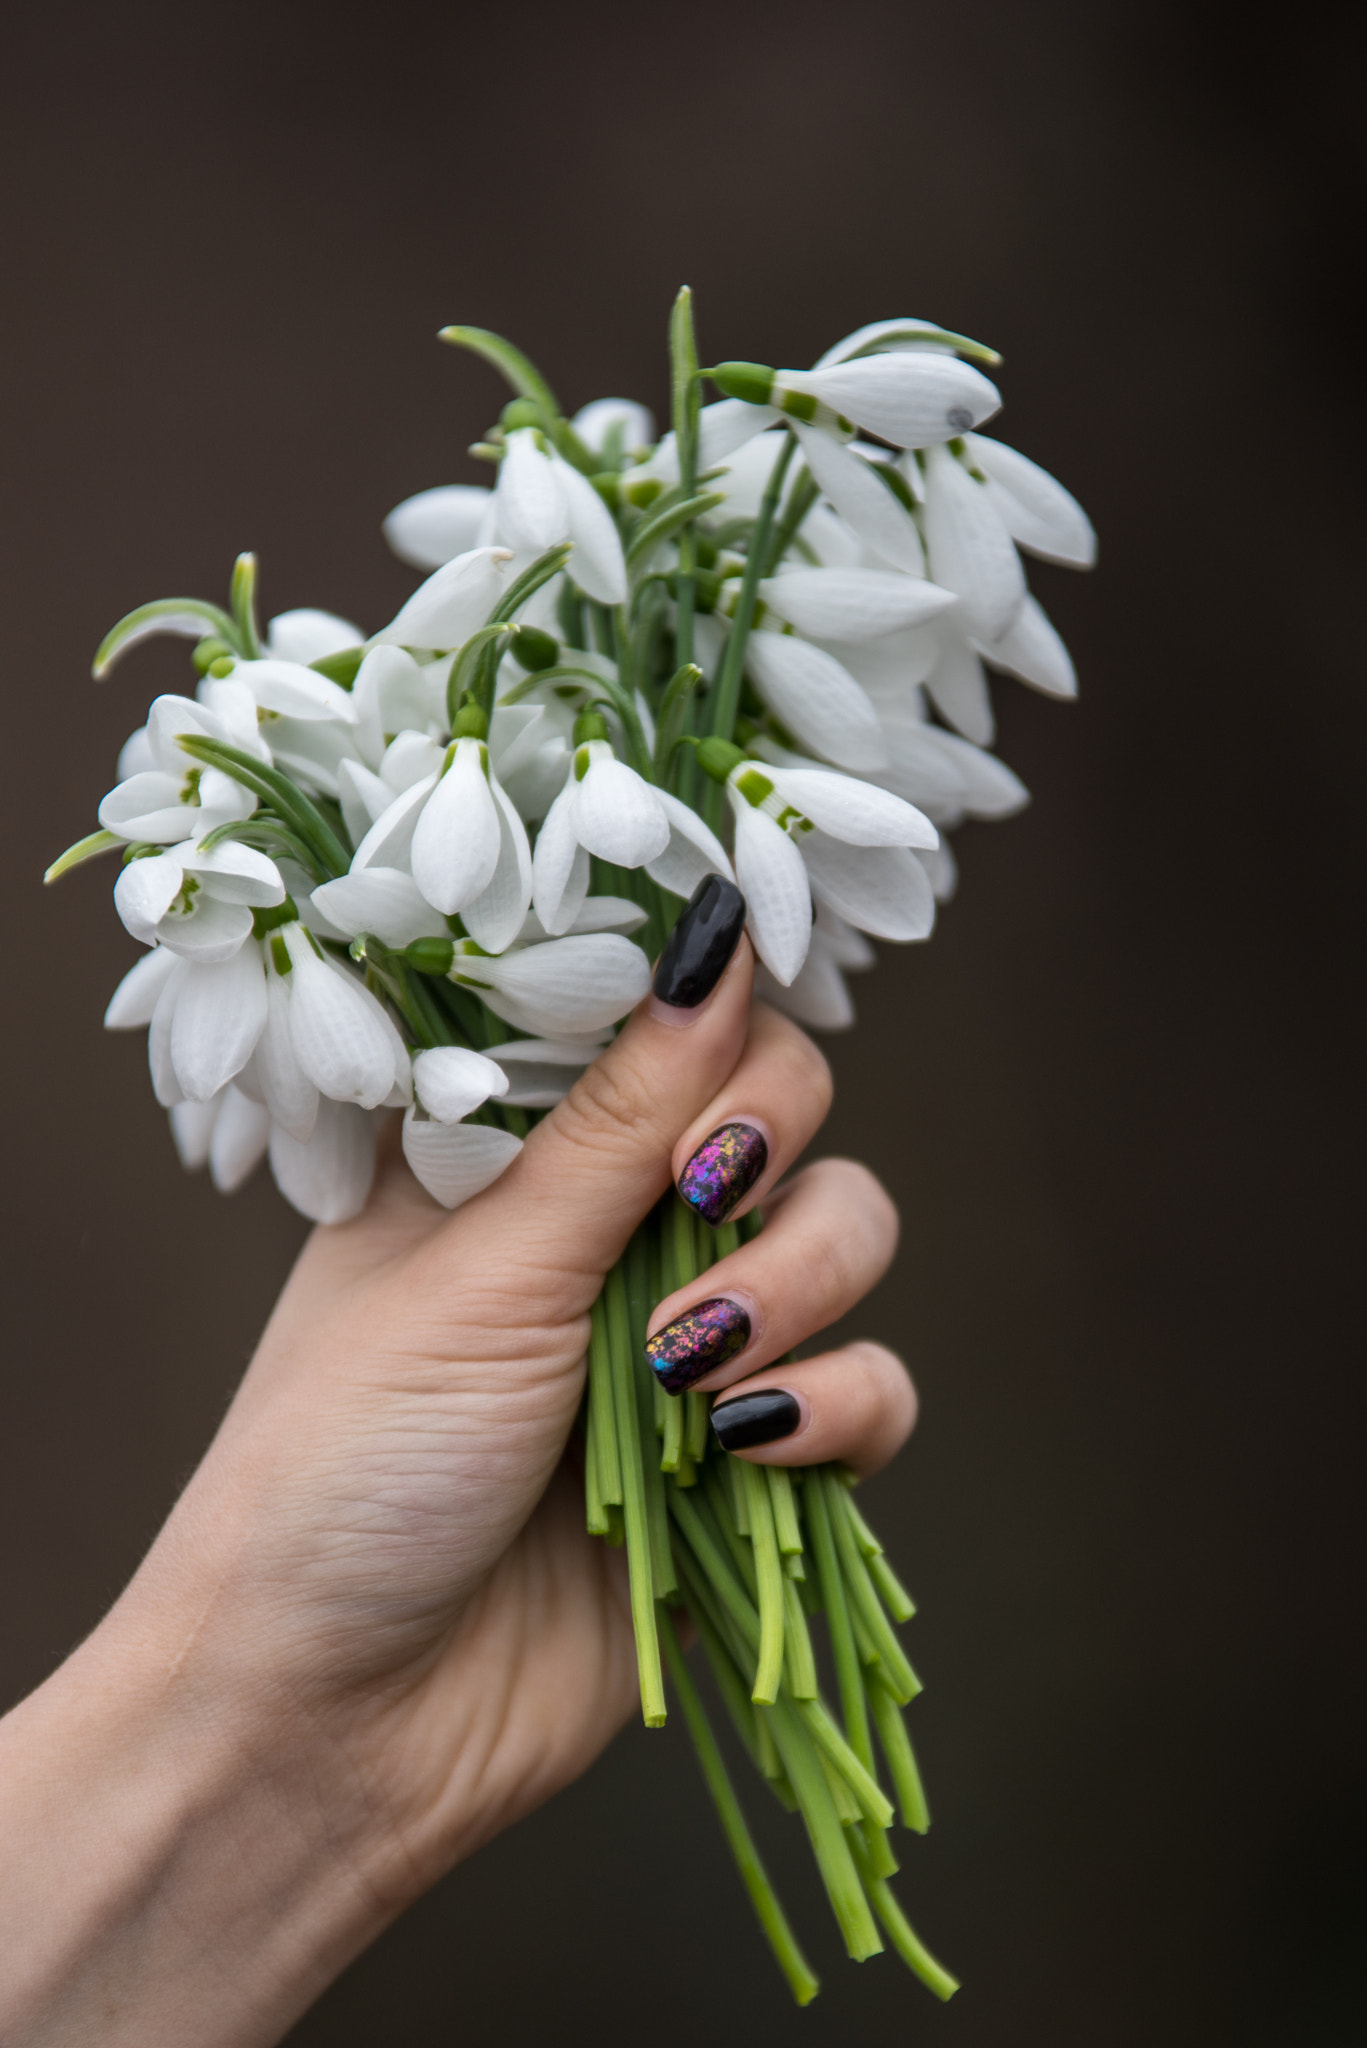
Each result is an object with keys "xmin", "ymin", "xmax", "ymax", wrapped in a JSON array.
[
  {"xmin": 711, "ymin": 1389, "xmax": 804, "ymax": 1451},
  {"xmin": 678, "ymin": 1119, "xmax": 769, "ymax": 1226},
  {"xmin": 645, "ymin": 1295, "xmax": 752, "ymax": 1394}
]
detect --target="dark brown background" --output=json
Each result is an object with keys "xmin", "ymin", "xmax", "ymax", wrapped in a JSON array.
[{"xmin": 2, "ymin": 1, "xmax": 1363, "ymax": 2041}]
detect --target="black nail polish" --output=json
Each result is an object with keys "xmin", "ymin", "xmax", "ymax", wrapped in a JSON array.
[
  {"xmin": 652, "ymin": 875, "xmax": 747, "ymax": 1008},
  {"xmin": 711, "ymin": 1390, "xmax": 802, "ymax": 1451},
  {"xmin": 678, "ymin": 1121, "xmax": 768, "ymax": 1226},
  {"xmin": 646, "ymin": 1297, "xmax": 751, "ymax": 1393}
]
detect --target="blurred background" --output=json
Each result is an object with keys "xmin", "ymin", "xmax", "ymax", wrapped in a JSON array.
[{"xmin": 2, "ymin": 0, "xmax": 1362, "ymax": 2040}]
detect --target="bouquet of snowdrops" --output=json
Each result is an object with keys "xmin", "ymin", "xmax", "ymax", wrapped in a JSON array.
[{"xmin": 48, "ymin": 292, "xmax": 1093, "ymax": 2003}]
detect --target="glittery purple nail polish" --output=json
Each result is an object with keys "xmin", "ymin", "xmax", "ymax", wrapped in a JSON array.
[
  {"xmin": 677, "ymin": 1121, "xmax": 768, "ymax": 1226},
  {"xmin": 646, "ymin": 1297, "xmax": 751, "ymax": 1393}
]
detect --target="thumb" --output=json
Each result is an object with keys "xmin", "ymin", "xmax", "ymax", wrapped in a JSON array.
[{"xmin": 460, "ymin": 877, "xmax": 751, "ymax": 1284}]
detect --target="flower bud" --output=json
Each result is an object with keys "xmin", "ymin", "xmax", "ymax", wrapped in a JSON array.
[
  {"xmin": 711, "ymin": 361, "xmax": 776, "ymax": 407},
  {"xmin": 193, "ymin": 636, "xmax": 235, "ymax": 675},
  {"xmin": 512, "ymin": 626, "xmax": 558, "ymax": 672},
  {"xmin": 405, "ymin": 936, "xmax": 456, "ymax": 976},
  {"xmin": 696, "ymin": 737, "xmax": 747, "ymax": 784},
  {"xmin": 572, "ymin": 706, "xmax": 610, "ymax": 750},
  {"xmin": 501, "ymin": 397, "xmax": 543, "ymax": 433},
  {"xmin": 309, "ymin": 646, "xmax": 365, "ymax": 688}
]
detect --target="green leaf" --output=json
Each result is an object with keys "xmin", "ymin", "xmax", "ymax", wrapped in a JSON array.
[
  {"xmin": 93, "ymin": 598, "xmax": 242, "ymax": 679},
  {"xmin": 43, "ymin": 828, "xmax": 121, "ymax": 884},
  {"xmin": 840, "ymin": 323, "xmax": 1002, "ymax": 368},
  {"xmin": 439, "ymin": 325, "xmax": 598, "ymax": 476},
  {"xmin": 625, "ymin": 491, "xmax": 726, "ymax": 574},
  {"xmin": 309, "ymin": 647, "xmax": 366, "ymax": 687},
  {"xmin": 230, "ymin": 552, "xmax": 262, "ymax": 658},
  {"xmin": 195, "ymin": 815, "xmax": 327, "ymax": 883},
  {"xmin": 173, "ymin": 736, "xmax": 351, "ymax": 878}
]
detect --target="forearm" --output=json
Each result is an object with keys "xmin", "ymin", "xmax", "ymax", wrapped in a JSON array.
[{"xmin": 0, "ymin": 1605, "xmax": 398, "ymax": 2048}]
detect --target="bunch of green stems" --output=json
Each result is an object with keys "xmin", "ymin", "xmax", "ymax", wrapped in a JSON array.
[{"xmin": 581, "ymin": 1193, "xmax": 956, "ymax": 2006}]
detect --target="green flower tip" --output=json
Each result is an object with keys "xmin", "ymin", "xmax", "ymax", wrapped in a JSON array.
[{"xmin": 710, "ymin": 361, "xmax": 776, "ymax": 406}]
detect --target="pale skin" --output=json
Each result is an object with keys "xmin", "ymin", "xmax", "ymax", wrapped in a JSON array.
[{"xmin": 0, "ymin": 936, "xmax": 916, "ymax": 2045}]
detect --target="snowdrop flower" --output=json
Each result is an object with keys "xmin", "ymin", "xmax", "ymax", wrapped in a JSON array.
[
  {"xmin": 756, "ymin": 567, "xmax": 956, "ymax": 644},
  {"xmin": 371, "ymin": 546, "xmax": 512, "ymax": 651},
  {"xmin": 531, "ymin": 730, "xmax": 670, "ymax": 934},
  {"xmin": 756, "ymin": 906, "xmax": 874, "ymax": 1033},
  {"xmin": 276, "ymin": 923, "xmax": 410, "ymax": 1112},
  {"xmin": 572, "ymin": 397, "xmax": 656, "ymax": 459},
  {"xmin": 401, "ymin": 1044, "xmax": 522, "ymax": 1210},
  {"xmin": 269, "ymin": 1096, "xmax": 378, "ymax": 1225},
  {"xmin": 713, "ymin": 350, "xmax": 1001, "ymax": 450},
  {"xmin": 484, "ymin": 1036, "xmax": 603, "ymax": 1107},
  {"xmin": 382, "ymin": 485, "xmax": 495, "ymax": 571},
  {"xmin": 146, "ymin": 941, "xmax": 269, "ymax": 1105},
  {"xmin": 493, "ymin": 429, "xmax": 627, "ymax": 604},
  {"xmin": 742, "ymin": 628, "xmax": 889, "ymax": 775},
  {"xmin": 448, "ymin": 931, "xmax": 650, "ymax": 1037},
  {"xmin": 919, "ymin": 442, "xmax": 1026, "ymax": 643},
  {"xmin": 99, "ymin": 686, "xmax": 264, "ymax": 845},
  {"xmin": 169, "ymin": 1083, "xmax": 272, "ymax": 1194},
  {"xmin": 265, "ymin": 608, "xmax": 363, "ymax": 665},
  {"xmin": 114, "ymin": 841, "xmax": 285, "ymax": 963},
  {"xmin": 963, "ymin": 434, "xmax": 1096, "ymax": 568},
  {"xmin": 408, "ymin": 730, "xmax": 533, "ymax": 950},
  {"xmin": 226, "ymin": 657, "xmax": 365, "ymax": 798},
  {"xmin": 789, "ymin": 425, "xmax": 928, "ymax": 576}
]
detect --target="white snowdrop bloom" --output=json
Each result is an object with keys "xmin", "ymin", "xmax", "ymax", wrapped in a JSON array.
[
  {"xmin": 99, "ymin": 686, "xmax": 264, "ymax": 845},
  {"xmin": 790, "ymin": 424, "xmax": 927, "ymax": 576},
  {"xmin": 514, "ymin": 894, "xmax": 648, "ymax": 946},
  {"xmin": 171, "ymin": 1085, "xmax": 273, "ymax": 1193},
  {"xmin": 728, "ymin": 797, "xmax": 812, "ymax": 987},
  {"xmin": 492, "ymin": 430, "xmax": 627, "ymax": 605},
  {"xmin": 265, "ymin": 609, "xmax": 363, "ymax": 665},
  {"xmin": 964, "ymin": 434, "xmax": 1096, "ymax": 568},
  {"xmin": 248, "ymin": 972, "xmax": 318, "ymax": 1141},
  {"xmin": 645, "ymin": 789, "xmax": 734, "ymax": 904},
  {"xmin": 532, "ymin": 741, "xmax": 670, "ymax": 935},
  {"xmin": 104, "ymin": 944, "xmax": 180, "ymax": 1029},
  {"xmin": 406, "ymin": 1040, "xmax": 520, "ymax": 1212},
  {"xmin": 147, "ymin": 941, "xmax": 269, "ymax": 1105},
  {"xmin": 269, "ymin": 1095, "xmax": 377, "ymax": 1224},
  {"xmin": 351, "ymin": 644, "xmax": 442, "ymax": 756},
  {"xmin": 757, "ymin": 567, "xmax": 956, "ymax": 642},
  {"xmin": 800, "ymin": 831, "xmax": 936, "ymax": 944},
  {"xmin": 743, "ymin": 629, "xmax": 889, "ymax": 774},
  {"xmin": 756, "ymin": 906, "xmax": 875, "ymax": 1032},
  {"xmin": 979, "ymin": 594, "xmax": 1078, "ymax": 701},
  {"xmin": 775, "ymin": 351, "xmax": 1001, "ymax": 450},
  {"xmin": 448, "ymin": 931, "xmax": 650, "ymax": 1037},
  {"xmin": 228, "ymin": 657, "xmax": 363, "ymax": 798},
  {"xmin": 406, "ymin": 737, "xmax": 533, "ymax": 951},
  {"xmin": 572, "ymin": 397, "xmax": 656, "ymax": 458},
  {"xmin": 411, "ymin": 1045, "xmax": 509, "ymax": 1122},
  {"xmin": 382, "ymin": 485, "xmax": 495, "ymax": 572},
  {"xmin": 280, "ymin": 924, "xmax": 409, "ymax": 1111},
  {"xmin": 371, "ymin": 546, "xmax": 513, "ymax": 652},
  {"xmin": 485, "ymin": 1036, "xmax": 603, "ymax": 1108},
  {"xmin": 920, "ymin": 443, "xmax": 1026, "ymax": 644},
  {"xmin": 310, "ymin": 867, "xmax": 448, "ymax": 949},
  {"xmin": 917, "ymin": 842, "xmax": 959, "ymax": 903},
  {"xmin": 114, "ymin": 840, "xmax": 285, "ymax": 962},
  {"xmin": 631, "ymin": 399, "xmax": 781, "ymax": 490}
]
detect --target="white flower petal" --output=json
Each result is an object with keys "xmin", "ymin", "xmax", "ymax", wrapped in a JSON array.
[
  {"xmin": 495, "ymin": 431, "xmax": 567, "ymax": 554},
  {"xmin": 169, "ymin": 945, "xmax": 268, "ymax": 1101},
  {"xmin": 801, "ymin": 833, "xmax": 936, "ymax": 942},
  {"xmin": 574, "ymin": 747, "xmax": 670, "ymax": 866},
  {"xmin": 114, "ymin": 852, "xmax": 184, "ymax": 943},
  {"xmin": 645, "ymin": 400, "xmax": 780, "ymax": 484},
  {"xmin": 148, "ymin": 965, "xmax": 185, "ymax": 1106},
  {"xmin": 729, "ymin": 799, "xmax": 812, "ymax": 987},
  {"xmin": 156, "ymin": 895, "xmax": 256, "ymax": 964},
  {"xmin": 410, "ymin": 741, "xmax": 501, "ymax": 915},
  {"xmin": 922, "ymin": 443, "xmax": 1025, "ymax": 643},
  {"xmin": 554, "ymin": 455, "xmax": 628, "ymax": 605},
  {"xmin": 412, "ymin": 1045, "xmax": 509, "ymax": 1123},
  {"xmin": 756, "ymin": 940, "xmax": 856, "ymax": 1031},
  {"xmin": 644, "ymin": 788, "xmax": 735, "ymax": 900},
  {"xmin": 351, "ymin": 773, "xmax": 438, "ymax": 872},
  {"xmin": 284, "ymin": 937, "xmax": 399, "ymax": 1110},
  {"xmin": 917, "ymin": 842, "xmax": 959, "ymax": 902},
  {"xmin": 572, "ymin": 398, "xmax": 656, "ymax": 455},
  {"xmin": 104, "ymin": 945, "xmax": 180, "ymax": 1029},
  {"xmin": 381, "ymin": 731, "xmax": 446, "ymax": 794},
  {"xmin": 311, "ymin": 868, "xmax": 449, "ymax": 947},
  {"xmin": 531, "ymin": 777, "xmax": 591, "ymax": 936},
  {"xmin": 180, "ymin": 841, "xmax": 285, "ymax": 907},
  {"xmin": 766, "ymin": 766, "xmax": 937, "ymax": 849},
  {"xmin": 233, "ymin": 659, "xmax": 357, "ymax": 724},
  {"xmin": 744, "ymin": 632, "xmax": 887, "ymax": 773},
  {"xmin": 920, "ymin": 730, "xmax": 1029, "ymax": 818},
  {"xmin": 796, "ymin": 353, "xmax": 1001, "ymax": 448},
  {"xmin": 208, "ymin": 1086, "xmax": 271, "ymax": 1192},
  {"xmin": 923, "ymin": 627, "xmax": 995, "ymax": 746},
  {"xmin": 117, "ymin": 726, "xmax": 156, "ymax": 779},
  {"xmin": 170, "ymin": 1096, "xmax": 220, "ymax": 1171},
  {"xmin": 269, "ymin": 1097, "xmax": 376, "ymax": 1223},
  {"xmin": 813, "ymin": 317, "xmax": 965, "ymax": 369},
  {"xmin": 352, "ymin": 644, "xmax": 434, "ymax": 745},
  {"xmin": 383, "ymin": 485, "xmax": 495, "ymax": 571},
  {"xmin": 790, "ymin": 426, "xmax": 926, "ymax": 576},
  {"xmin": 255, "ymin": 975, "xmax": 319, "ymax": 1142},
  {"xmin": 468, "ymin": 933, "xmax": 650, "ymax": 1037},
  {"xmin": 98, "ymin": 772, "xmax": 192, "ymax": 844},
  {"xmin": 978, "ymin": 594, "xmax": 1077, "ymax": 700},
  {"xmin": 266, "ymin": 609, "xmax": 363, "ymax": 665},
  {"xmin": 372, "ymin": 547, "xmax": 512, "ymax": 651},
  {"xmin": 758, "ymin": 568, "xmax": 955, "ymax": 642},
  {"xmin": 461, "ymin": 776, "xmax": 533, "ymax": 953},
  {"xmin": 966, "ymin": 436, "xmax": 1096, "ymax": 568},
  {"xmin": 488, "ymin": 1034, "xmax": 600, "ymax": 1105},
  {"xmin": 401, "ymin": 1113, "xmax": 522, "ymax": 1211},
  {"xmin": 337, "ymin": 758, "xmax": 395, "ymax": 847}
]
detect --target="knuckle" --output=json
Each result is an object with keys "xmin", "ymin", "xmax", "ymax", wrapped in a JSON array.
[{"xmin": 554, "ymin": 1052, "xmax": 659, "ymax": 1161}]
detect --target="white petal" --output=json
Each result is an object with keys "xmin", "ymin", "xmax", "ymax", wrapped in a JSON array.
[
  {"xmin": 148, "ymin": 965, "xmax": 185, "ymax": 1106},
  {"xmin": 489, "ymin": 1034, "xmax": 600, "ymax": 1105},
  {"xmin": 495, "ymin": 431, "xmax": 567, "ymax": 554},
  {"xmin": 114, "ymin": 852, "xmax": 184, "ymax": 944},
  {"xmin": 801, "ymin": 834, "xmax": 936, "ymax": 942},
  {"xmin": 978, "ymin": 594, "xmax": 1077, "ymax": 700},
  {"xmin": 410, "ymin": 741, "xmax": 501, "ymax": 915},
  {"xmin": 382, "ymin": 485, "xmax": 495, "ymax": 571},
  {"xmin": 766, "ymin": 766, "xmax": 937, "ymax": 848},
  {"xmin": 255, "ymin": 976, "xmax": 319, "ymax": 1142},
  {"xmin": 756, "ymin": 942, "xmax": 856, "ymax": 1031},
  {"xmin": 729, "ymin": 799, "xmax": 812, "ymax": 986},
  {"xmin": 311, "ymin": 868, "xmax": 448, "ymax": 947},
  {"xmin": 208, "ymin": 1086, "xmax": 271, "ymax": 1192},
  {"xmin": 813, "ymin": 317, "xmax": 967, "ymax": 368},
  {"xmin": 381, "ymin": 731, "xmax": 445, "ymax": 793},
  {"xmin": 180, "ymin": 841, "xmax": 285, "ymax": 907},
  {"xmin": 196, "ymin": 675, "xmax": 264, "ymax": 752},
  {"xmin": 924, "ymin": 627, "xmax": 995, "ymax": 745},
  {"xmin": 401, "ymin": 1112, "xmax": 522, "ymax": 1210},
  {"xmin": 412, "ymin": 1045, "xmax": 509, "ymax": 1123},
  {"xmin": 98, "ymin": 772, "xmax": 192, "ymax": 844},
  {"xmin": 351, "ymin": 773, "xmax": 439, "ymax": 872},
  {"xmin": 814, "ymin": 902, "xmax": 876, "ymax": 969},
  {"xmin": 266, "ymin": 609, "xmax": 363, "ymax": 664},
  {"xmin": 170, "ymin": 1096, "xmax": 220, "ymax": 1170},
  {"xmin": 917, "ymin": 841, "xmax": 959, "ymax": 902},
  {"xmin": 758, "ymin": 568, "xmax": 955, "ymax": 641},
  {"xmin": 461, "ymin": 776, "xmax": 533, "ymax": 953},
  {"xmin": 574, "ymin": 747, "xmax": 670, "ymax": 866},
  {"xmin": 352, "ymin": 644, "xmax": 434, "ymax": 743},
  {"xmin": 707, "ymin": 429, "xmax": 795, "ymax": 521},
  {"xmin": 554, "ymin": 455, "xmax": 628, "ymax": 605},
  {"xmin": 269, "ymin": 1097, "xmax": 376, "ymax": 1223},
  {"xmin": 646, "ymin": 400, "xmax": 780, "ymax": 484},
  {"xmin": 169, "ymin": 945, "xmax": 268, "ymax": 1101},
  {"xmin": 790, "ymin": 425, "xmax": 926, "ymax": 576},
  {"xmin": 922, "ymin": 444, "xmax": 1025, "ymax": 643},
  {"xmin": 966, "ymin": 436, "xmax": 1096, "ymax": 568},
  {"xmin": 104, "ymin": 945, "xmax": 179, "ymax": 1029},
  {"xmin": 920, "ymin": 730, "xmax": 1029, "ymax": 818},
  {"xmin": 644, "ymin": 788, "xmax": 735, "ymax": 900},
  {"xmin": 744, "ymin": 632, "xmax": 887, "ymax": 773},
  {"xmin": 531, "ymin": 777, "xmax": 591, "ymax": 936},
  {"xmin": 233, "ymin": 659, "xmax": 357, "ymax": 723},
  {"xmin": 337, "ymin": 758, "xmax": 395, "ymax": 847},
  {"xmin": 117, "ymin": 726, "xmax": 156, "ymax": 779},
  {"xmin": 870, "ymin": 708, "xmax": 969, "ymax": 812},
  {"xmin": 572, "ymin": 398, "xmax": 656, "ymax": 455},
  {"xmin": 372, "ymin": 547, "xmax": 512, "ymax": 651},
  {"xmin": 156, "ymin": 896, "xmax": 255, "ymax": 963},
  {"xmin": 469, "ymin": 933, "xmax": 650, "ymax": 1036},
  {"xmin": 797, "ymin": 354, "xmax": 1001, "ymax": 447},
  {"xmin": 284, "ymin": 937, "xmax": 399, "ymax": 1110},
  {"xmin": 146, "ymin": 694, "xmax": 246, "ymax": 779}
]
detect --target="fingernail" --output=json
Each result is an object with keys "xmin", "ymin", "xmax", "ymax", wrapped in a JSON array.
[
  {"xmin": 678, "ymin": 1121, "xmax": 768, "ymax": 1226},
  {"xmin": 711, "ymin": 1390, "xmax": 802, "ymax": 1451},
  {"xmin": 652, "ymin": 874, "xmax": 747, "ymax": 1009},
  {"xmin": 646, "ymin": 1297, "xmax": 751, "ymax": 1394}
]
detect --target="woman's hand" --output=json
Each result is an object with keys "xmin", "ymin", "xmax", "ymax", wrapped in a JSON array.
[{"xmin": 0, "ymin": 909, "xmax": 916, "ymax": 2047}]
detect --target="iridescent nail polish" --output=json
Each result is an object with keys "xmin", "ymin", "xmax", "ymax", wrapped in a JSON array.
[
  {"xmin": 646, "ymin": 1296, "xmax": 751, "ymax": 1393},
  {"xmin": 677, "ymin": 1121, "xmax": 768, "ymax": 1226}
]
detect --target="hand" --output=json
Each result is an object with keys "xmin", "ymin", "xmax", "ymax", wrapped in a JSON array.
[{"xmin": 0, "ymin": 914, "xmax": 916, "ymax": 2047}]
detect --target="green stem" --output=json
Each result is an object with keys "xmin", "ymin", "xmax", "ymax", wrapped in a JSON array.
[
  {"xmin": 848, "ymin": 1834, "xmax": 959, "ymax": 2000},
  {"xmin": 588, "ymin": 1294, "xmax": 622, "ymax": 1508},
  {"xmin": 703, "ymin": 431, "xmax": 796, "ymax": 833},
  {"xmin": 764, "ymin": 1695, "xmax": 883, "ymax": 1962},
  {"xmin": 808, "ymin": 1469, "xmax": 874, "ymax": 1778},
  {"xmin": 867, "ymin": 1669, "xmax": 930, "ymax": 1834},
  {"xmin": 742, "ymin": 1460, "xmax": 785, "ymax": 1705},
  {"xmin": 826, "ymin": 1471, "xmax": 920, "ymax": 1702},
  {"xmin": 606, "ymin": 1265, "xmax": 666, "ymax": 1725},
  {"xmin": 669, "ymin": 288, "xmax": 701, "ymax": 677}
]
